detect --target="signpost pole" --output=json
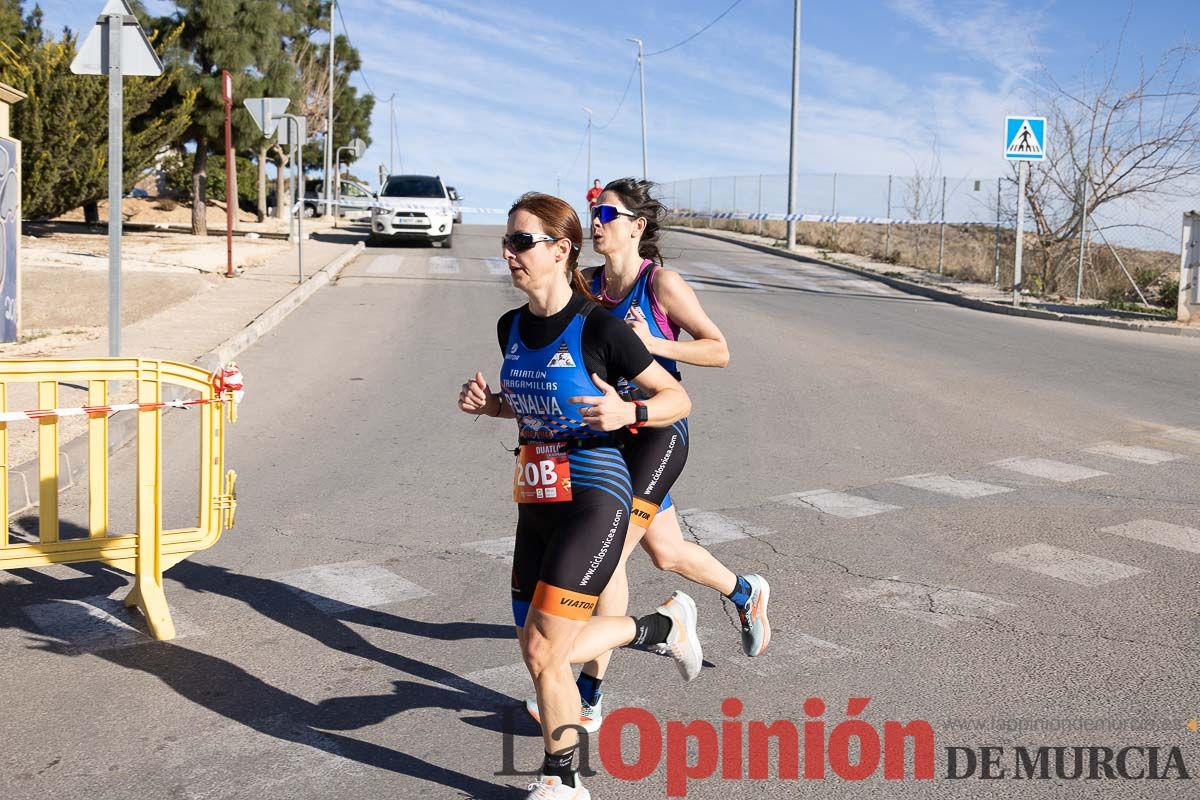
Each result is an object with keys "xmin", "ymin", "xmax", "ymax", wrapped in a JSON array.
[
  {"xmin": 1013, "ymin": 161, "xmax": 1027, "ymax": 306},
  {"xmin": 292, "ymin": 119, "xmax": 303, "ymax": 283},
  {"xmin": 223, "ymin": 70, "xmax": 235, "ymax": 278},
  {"xmin": 106, "ymin": 12, "xmax": 122, "ymax": 357}
]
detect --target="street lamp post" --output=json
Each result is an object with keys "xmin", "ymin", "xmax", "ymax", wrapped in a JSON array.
[
  {"xmin": 785, "ymin": 0, "xmax": 802, "ymax": 250},
  {"xmin": 583, "ymin": 106, "xmax": 593, "ymax": 204},
  {"xmin": 627, "ymin": 37, "xmax": 647, "ymax": 180},
  {"xmin": 323, "ymin": 0, "xmax": 336, "ymax": 218}
]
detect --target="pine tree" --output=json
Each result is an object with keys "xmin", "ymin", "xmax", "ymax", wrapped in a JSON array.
[{"xmin": 0, "ymin": 5, "xmax": 195, "ymax": 220}]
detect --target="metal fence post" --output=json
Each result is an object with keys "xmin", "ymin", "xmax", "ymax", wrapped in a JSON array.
[
  {"xmin": 1075, "ymin": 166, "xmax": 1089, "ymax": 303},
  {"xmin": 831, "ymin": 172, "xmax": 838, "ymax": 245},
  {"xmin": 688, "ymin": 179, "xmax": 694, "ymax": 218},
  {"xmin": 708, "ymin": 177, "xmax": 714, "ymax": 228},
  {"xmin": 994, "ymin": 177, "xmax": 1002, "ymax": 287},
  {"xmin": 937, "ymin": 175, "xmax": 947, "ymax": 274},
  {"xmin": 885, "ymin": 174, "xmax": 893, "ymax": 260},
  {"xmin": 757, "ymin": 174, "xmax": 764, "ymax": 237}
]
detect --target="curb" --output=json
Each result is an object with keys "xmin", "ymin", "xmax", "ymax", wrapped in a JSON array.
[
  {"xmin": 669, "ymin": 226, "xmax": 1200, "ymax": 341},
  {"xmin": 5, "ymin": 242, "xmax": 365, "ymax": 518},
  {"xmin": 26, "ymin": 220, "xmax": 293, "ymax": 241}
]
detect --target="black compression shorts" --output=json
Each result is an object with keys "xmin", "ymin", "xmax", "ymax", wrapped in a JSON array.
[
  {"xmin": 622, "ymin": 418, "xmax": 689, "ymax": 529},
  {"xmin": 511, "ymin": 447, "xmax": 632, "ymax": 627}
]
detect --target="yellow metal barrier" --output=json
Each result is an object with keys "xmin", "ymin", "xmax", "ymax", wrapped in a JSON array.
[{"xmin": 0, "ymin": 358, "xmax": 238, "ymax": 640}]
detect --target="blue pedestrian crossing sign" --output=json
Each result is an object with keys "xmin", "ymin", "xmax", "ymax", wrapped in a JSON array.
[{"xmin": 1005, "ymin": 116, "xmax": 1046, "ymax": 161}]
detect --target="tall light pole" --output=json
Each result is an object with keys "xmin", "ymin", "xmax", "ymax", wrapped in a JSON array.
[
  {"xmin": 323, "ymin": 0, "xmax": 336, "ymax": 217},
  {"xmin": 584, "ymin": 106, "xmax": 593, "ymax": 199},
  {"xmin": 627, "ymin": 37, "xmax": 648, "ymax": 180},
  {"xmin": 785, "ymin": 0, "xmax": 801, "ymax": 250},
  {"xmin": 388, "ymin": 93, "xmax": 396, "ymax": 174}
]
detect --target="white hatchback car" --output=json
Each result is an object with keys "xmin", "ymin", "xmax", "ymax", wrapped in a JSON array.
[{"xmin": 369, "ymin": 174, "xmax": 456, "ymax": 247}]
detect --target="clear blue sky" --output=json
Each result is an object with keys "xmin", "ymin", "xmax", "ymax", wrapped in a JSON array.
[{"xmin": 33, "ymin": 0, "xmax": 1200, "ymax": 223}]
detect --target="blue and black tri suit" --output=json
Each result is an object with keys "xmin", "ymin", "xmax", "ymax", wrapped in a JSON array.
[
  {"xmin": 497, "ymin": 293, "xmax": 653, "ymax": 628},
  {"xmin": 592, "ymin": 262, "xmax": 690, "ymax": 529}
]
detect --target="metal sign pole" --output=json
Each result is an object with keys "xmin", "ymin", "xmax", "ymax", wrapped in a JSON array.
[
  {"xmin": 106, "ymin": 12, "xmax": 122, "ymax": 357},
  {"xmin": 1013, "ymin": 161, "xmax": 1028, "ymax": 306},
  {"xmin": 293, "ymin": 120, "xmax": 303, "ymax": 283},
  {"xmin": 223, "ymin": 70, "xmax": 235, "ymax": 278}
]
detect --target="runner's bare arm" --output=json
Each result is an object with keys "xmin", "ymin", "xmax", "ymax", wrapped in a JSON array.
[
  {"xmin": 634, "ymin": 269, "xmax": 729, "ymax": 368},
  {"xmin": 570, "ymin": 365, "xmax": 690, "ymax": 431}
]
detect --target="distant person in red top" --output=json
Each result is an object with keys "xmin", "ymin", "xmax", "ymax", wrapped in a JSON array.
[{"xmin": 586, "ymin": 179, "xmax": 603, "ymax": 208}]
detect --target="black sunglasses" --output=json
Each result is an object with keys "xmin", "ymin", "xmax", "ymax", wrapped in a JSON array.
[
  {"xmin": 591, "ymin": 204, "xmax": 638, "ymax": 224},
  {"xmin": 501, "ymin": 232, "xmax": 580, "ymax": 253}
]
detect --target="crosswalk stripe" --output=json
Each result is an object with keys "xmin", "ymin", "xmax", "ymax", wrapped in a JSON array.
[
  {"xmin": 485, "ymin": 258, "xmax": 510, "ymax": 276},
  {"xmin": 688, "ymin": 261, "xmax": 768, "ymax": 292},
  {"xmin": 733, "ymin": 632, "xmax": 859, "ymax": 678},
  {"xmin": 737, "ymin": 262, "xmax": 825, "ymax": 292},
  {"xmin": 428, "ymin": 256, "xmax": 460, "ymax": 274},
  {"xmin": 1082, "ymin": 443, "xmax": 1184, "ymax": 465},
  {"xmin": 1161, "ymin": 427, "xmax": 1200, "ymax": 445},
  {"xmin": 772, "ymin": 489, "xmax": 901, "ymax": 518},
  {"xmin": 844, "ymin": 579, "xmax": 1014, "ymax": 628},
  {"xmin": 1101, "ymin": 519, "xmax": 1200, "ymax": 555},
  {"xmin": 464, "ymin": 536, "xmax": 516, "ymax": 562},
  {"xmin": 991, "ymin": 457, "xmax": 1107, "ymax": 482},
  {"xmin": 272, "ymin": 561, "xmax": 433, "ymax": 613},
  {"xmin": 679, "ymin": 509, "xmax": 772, "ymax": 545},
  {"xmin": 891, "ymin": 473, "xmax": 1013, "ymax": 499},
  {"xmin": 365, "ymin": 255, "xmax": 404, "ymax": 274},
  {"xmin": 22, "ymin": 594, "xmax": 204, "ymax": 654},
  {"xmin": 988, "ymin": 543, "xmax": 1146, "ymax": 586}
]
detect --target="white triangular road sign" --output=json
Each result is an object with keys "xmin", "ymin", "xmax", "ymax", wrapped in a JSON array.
[
  {"xmin": 243, "ymin": 97, "xmax": 290, "ymax": 138},
  {"xmin": 1006, "ymin": 119, "xmax": 1042, "ymax": 157},
  {"xmin": 70, "ymin": 0, "xmax": 164, "ymax": 76}
]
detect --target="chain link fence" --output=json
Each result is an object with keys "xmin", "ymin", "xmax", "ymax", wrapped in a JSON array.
[{"xmin": 659, "ymin": 173, "xmax": 1183, "ymax": 307}]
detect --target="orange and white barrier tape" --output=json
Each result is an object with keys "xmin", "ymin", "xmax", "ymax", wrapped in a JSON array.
[{"xmin": 0, "ymin": 363, "xmax": 245, "ymax": 424}]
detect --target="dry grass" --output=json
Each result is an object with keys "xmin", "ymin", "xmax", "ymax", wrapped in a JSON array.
[{"xmin": 674, "ymin": 217, "xmax": 1178, "ymax": 305}]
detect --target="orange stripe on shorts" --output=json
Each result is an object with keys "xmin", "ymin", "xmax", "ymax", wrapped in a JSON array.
[
  {"xmin": 532, "ymin": 582, "xmax": 597, "ymax": 621},
  {"xmin": 630, "ymin": 497, "xmax": 659, "ymax": 529}
]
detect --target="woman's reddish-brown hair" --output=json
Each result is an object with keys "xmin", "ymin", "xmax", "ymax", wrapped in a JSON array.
[{"xmin": 508, "ymin": 192, "xmax": 597, "ymax": 301}]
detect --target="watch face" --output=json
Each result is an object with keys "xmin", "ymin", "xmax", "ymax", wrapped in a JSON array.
[{"xmin": 636, "ymin": 404, "xmax": 649, "ymax": 424}]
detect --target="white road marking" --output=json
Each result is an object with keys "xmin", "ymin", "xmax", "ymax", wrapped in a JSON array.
[
  {"xmin": 679, "ymin": 509, "xmax": 772, "ymax": 545},
  {"xmin": 890, "ymin": 473, "xmax": 1014, "ymax": 499},
  {"xmin": 485, "ymin": 258, "xmax": 510, "ymax": 276},
  {"xmin": 456, "ymin": 662, "xmax": 532, "ymax": 702},
  {"xmin": 989, "ymin": 543, "xmax": 1146, "ymax": 587},
  {"xmin": 22, "ymin": 594, "xmax": 203, "ymax": 654},
  {"xmin": 1082, "ymin": 443, "xmax": 1184, "ymax": 465},
  {"xmin": 772, "ymin": 489, "xmax": 902, "ymax": 518},
  {"xmin": 0, "ymin": 571, "xmax": 32, "ymax": 586},
  {"xmin": 735, "ymin": 632, "xmax": 859, "ymax": 678},
  {"xmin": 688, "ymin": 261, "xmax": 767, "ymax": 292},
  {"xmin": 464, "ymin": 536, "xmax": 516, "ymax": 562},
  {"xmin": 1101, "ymin": 519, "xmax": 1200, "ymax": 555},
  {"xmin": 844, "ymin": 579, "xmax": 1014, "ymax": 629},
  {"xmin": 991, "ymin": 457, "xmax": 1108, "ymax": 482},
  {"xmin": 365, "ymin": 255, "xmax": 404, "ymax": 274},
  {"xmin": 1161, "ymin": 427, "xmax": 1200, "ymax": 445},
  {"xmin": 428, "ymin": 256, "xmax": 460, "ymax": 274},
  {"xmin": 737, "ymin": 262, "xmax": 825, "ymax": 292},
  {"xmin": 272, "ymin": 561, "xmax": 432, "ymax": 614}
]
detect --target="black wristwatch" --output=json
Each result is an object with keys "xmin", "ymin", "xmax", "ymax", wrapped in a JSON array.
[{"xmin": 631, "ymin": 401, "xmax": 649, "ymax": 428}]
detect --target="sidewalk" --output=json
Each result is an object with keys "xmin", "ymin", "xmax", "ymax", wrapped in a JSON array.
[
  {"xmin": 1, "ymin": 231, "xmax": 364, "ymax": 503},
  {"xmin": 672, "ymin": 225, "xmax": 1200, "ymax": 339}
]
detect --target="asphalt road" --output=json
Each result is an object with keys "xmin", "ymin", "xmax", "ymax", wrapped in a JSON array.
[{"xmin": 2, "ymin": 223, "xmax": 1198, "ymax": 799}]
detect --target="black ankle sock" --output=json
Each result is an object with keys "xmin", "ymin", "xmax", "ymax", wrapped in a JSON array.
[
  {"xmin": 543, "ymin": 749, "xmax": 576, "ymax": 787},
  {"xmin": 726, "ymin": 575, "xmax": 752, "ymax": 610},
  {"xmin": 576, "ymin": 672, "xmax": 603, "ymax": 705},
  {"xmin": 628, "ymin": 612, "xmax": 672, "ymax": 650}
]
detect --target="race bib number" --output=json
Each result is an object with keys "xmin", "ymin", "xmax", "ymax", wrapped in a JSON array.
[{"xmin": 514, "ymin": 443, "xmax": 573, "ymax": 504}]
